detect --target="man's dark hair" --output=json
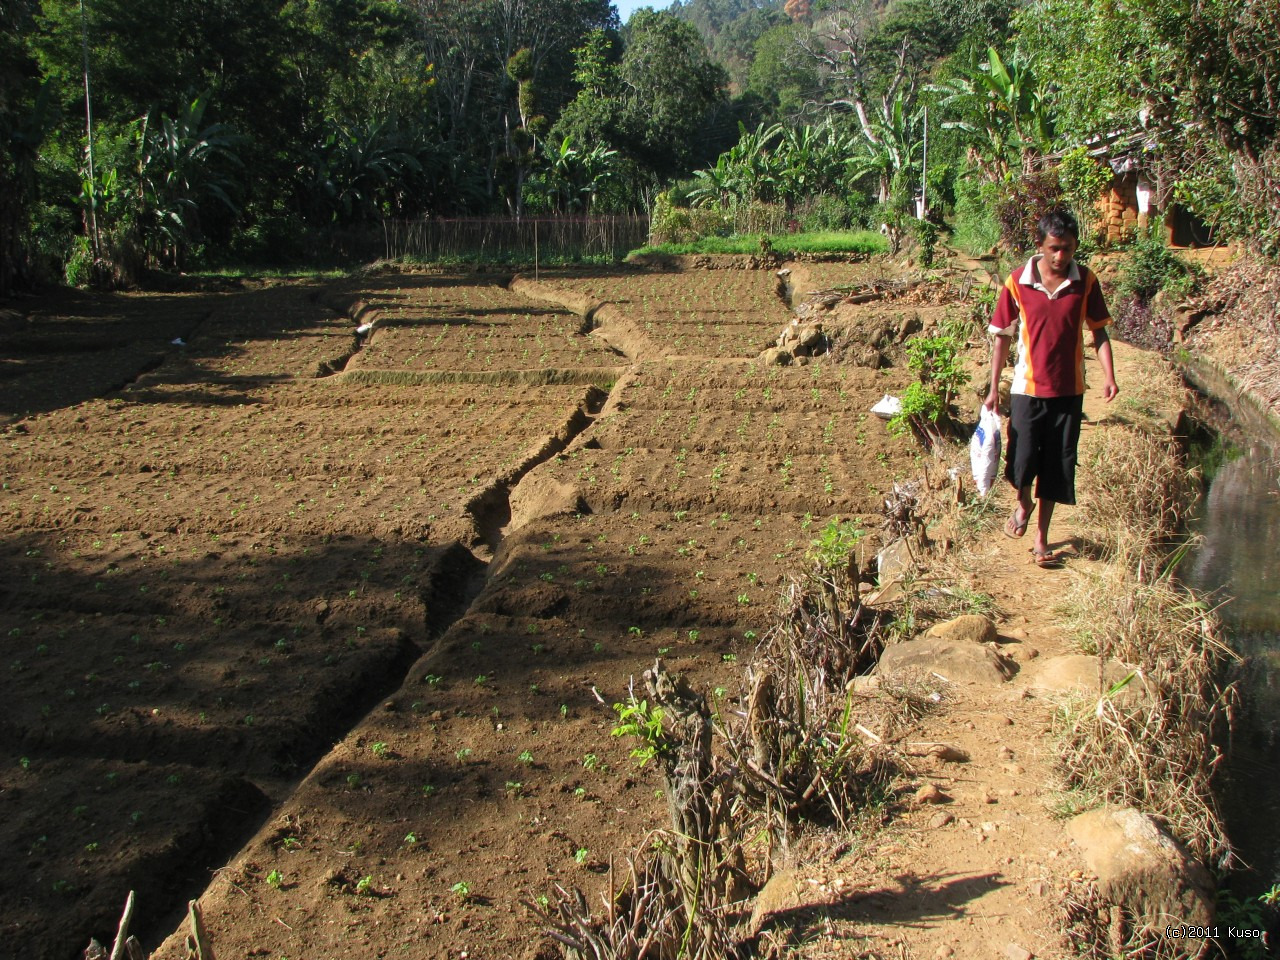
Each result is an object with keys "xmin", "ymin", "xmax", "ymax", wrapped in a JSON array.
[{"xmin": 1036, "ymin": 208, "xmax": 1079, "ymax": 243}]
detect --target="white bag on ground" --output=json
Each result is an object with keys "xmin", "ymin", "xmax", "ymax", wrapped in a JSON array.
[
  {"xmin": 870, "ymin": 394, "xmax": 901, "ymax": 420},
  {"xmin": 969, "ymin": 406, "xmax": 1002, "ymax": 496}
]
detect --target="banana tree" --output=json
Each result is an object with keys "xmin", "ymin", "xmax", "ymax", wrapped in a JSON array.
[
  {"xmin": 303, "ymin": 116, "xmax": 424, "ymax": 226},
  {"xmin": 931, "ymin": 46, "xmax": 1056, "ymax": 181},
  {"xmin": 136, "ymin": 95, "xmax": 244, "ymax": 267},
  {"xmin": 845, "ymin": 93, "xmax": 925, "ymax": 206},
  {"xmin": 534, "ymin": 135, "xmax": 618, "ymax": 212}
]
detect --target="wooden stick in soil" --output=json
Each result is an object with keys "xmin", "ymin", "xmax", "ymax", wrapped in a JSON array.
[
  {"xmin": 107, "ymin": 891, "xmax": 135, "ymax": 960},
  {"xmin": 184, "ymin": 899, "xmax": 215, "ymax": 960}
]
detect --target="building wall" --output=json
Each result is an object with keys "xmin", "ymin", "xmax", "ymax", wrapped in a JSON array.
[{"xmin": 1095, "ymin": 171, "xmax": 1144, "ymax": 245}]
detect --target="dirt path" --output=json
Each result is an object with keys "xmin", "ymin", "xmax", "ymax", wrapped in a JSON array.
[{"xmin": 749, "ymin": 341, "xmax": 1175, "ymax": 959}]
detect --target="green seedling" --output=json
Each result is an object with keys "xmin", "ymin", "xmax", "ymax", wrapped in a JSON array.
[
  {"xmin": 355, "ymin": 875, "xmax": 374, "ymax": 896},
  {"xmin": 612, "ymin": 697, "xmax": 667, "ymax": 767},
  {"xmin": 266, "ymin": 869, "xmax": 284, "ymax": 889},
  {"xmin": 574, "ymin": 848, "xmax": 589, "ymax": 865},
  {"xmin": 371, "ymin": 741, "xmax": 389, "ymax": 758}
]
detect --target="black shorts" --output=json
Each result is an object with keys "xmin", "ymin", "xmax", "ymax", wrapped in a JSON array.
[{"xmin": 1004, "ymin": 394, "xmax": 1084, "ymax": 505}]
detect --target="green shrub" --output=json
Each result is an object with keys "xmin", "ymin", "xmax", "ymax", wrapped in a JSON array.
[
  {"xmin": 888, "ymin": 381, "xmax": 947, "ymax": 436},
  {"xmin": 952, "ymin": 175, "xmax": 1001, "ymax": 256},
  {"xmin": 993, "ymin": 169, "xmax": 1065, "ymax": 253},
  {"xmin": 1116, "ymin": 223, "xmax": 1203, "ymax": 303},
  {"xmin": 798, "ymin": 193, "xmax": 872, "ymax": 232},
  {"xmin": 1056, "ymin": 146, "xmax": 1112, "ymax": 244},
  {"xmin": 911, "ymin": 217, "xmax": 940, "ymax": 267}
]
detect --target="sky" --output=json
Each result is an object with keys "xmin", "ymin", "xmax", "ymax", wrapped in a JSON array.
[{"xmin": 613, "ymin": 0, "xmax": 663, "ymax": 23}]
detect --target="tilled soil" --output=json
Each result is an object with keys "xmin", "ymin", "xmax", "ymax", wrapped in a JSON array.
[{"xmin": 1, "ymin": 261, "xmax": 929, "ymax": 959}]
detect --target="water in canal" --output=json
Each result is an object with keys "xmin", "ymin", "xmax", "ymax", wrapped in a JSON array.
[{"xmin": 1181, "ymin": 367, "xmax": 1280, "ymax": 896}]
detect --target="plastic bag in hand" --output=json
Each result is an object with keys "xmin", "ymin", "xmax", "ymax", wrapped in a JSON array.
[{"xmin": 969, "ymin": 406, "xmax": 1002, "ymax": 496}]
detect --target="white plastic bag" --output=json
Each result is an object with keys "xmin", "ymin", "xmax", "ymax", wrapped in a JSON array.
[
  {"xmin": 870, "ymin": 394, "xmax": 902, "ymax": 420},
  {"xmin": 969, "ymin": 406, "xmax": 1002, "ymax": 496}
]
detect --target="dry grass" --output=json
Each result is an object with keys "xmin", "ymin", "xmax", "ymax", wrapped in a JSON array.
[
  {"xmin": 1185, "ymin": 257, "xmax": 1280, "ymax": 420},
  {"xmin": 523, "ymin": 844, "xmax": 744, "ymax": 960},
  {"xmin": 1074, "ymin": 423, "xmax": 1200, "ymax": 567},
  {"xmin": 1054, "ymin": 420, "xmax": 1239, "ymax": 870},
  {"xmin": 1062, "ymin": 875, "xmax": 1204, "ymax": 960}
]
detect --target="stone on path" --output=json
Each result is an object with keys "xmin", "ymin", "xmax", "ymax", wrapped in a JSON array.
[
  {"xmin": 1067, "ymin": 806, "xmax": 1214, "ymax": 947},
  {"xmin": 924, "ymin": 614, "xmax": 998, "ymax": 645}
]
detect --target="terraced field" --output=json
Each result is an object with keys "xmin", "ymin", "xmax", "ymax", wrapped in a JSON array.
[{"xmin": 0, "ymin": 261, "xmax": 928, "ymax": 959}]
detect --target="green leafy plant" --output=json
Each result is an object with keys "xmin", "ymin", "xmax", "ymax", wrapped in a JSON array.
[
  {"xmin": 266, "ymin": 869, "xmax": 284, "ymax": 889},
  {"xmin": 889, "ymin": 332, "xmax": 971, "ymax": 441},
  {"xmin": 611, "ymin": 696, "xmax": 667, "ymax": 766},
  {"xmin": 1117, "ymin": 223, "xmax": 1203, "ymax": 303},
  {"xmin": 806, "ymin": 519, "xmax": 864, "ymax": 570}
]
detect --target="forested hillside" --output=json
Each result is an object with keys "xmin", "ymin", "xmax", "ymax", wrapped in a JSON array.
[{"xmin": 1, "ymin": 0, "xmax": 1276, "ymax": 292}]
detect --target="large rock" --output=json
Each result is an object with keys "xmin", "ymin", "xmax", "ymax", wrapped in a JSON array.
[
  {"xmin": 1067, "ymin": 806, "xmax": 1214, "ymax": 955},
  {"xmin": 924, "ymin": 614, "xmax": 997, "ymax": 645},
  {"xmin": 1016, "ymin": 654, "xmax": 1152, "ymax": 703},
  {"xmin": 747, "ymin": 867, "xmax": 806, "ymax": 936},
  {"xmin": 876, "ymin": 636, "xmax": 1015, "ymax": 685}
]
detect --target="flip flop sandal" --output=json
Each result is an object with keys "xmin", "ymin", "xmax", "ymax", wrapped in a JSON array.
[
  {"xmin": 1003, "ymin": 507, "xmax": 1032, "ymax": 539},
  {"xmin": 1029, "ymin": 549, "xmax": 1064, "ymax": 568}
]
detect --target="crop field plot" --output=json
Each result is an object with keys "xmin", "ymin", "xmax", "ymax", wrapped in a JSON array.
[
  {"xmin": 535, "ymin": 357, "xmax": 919, "ymax": 516},
  {"xmin": 151, "ymin": 510, "xmax": 826, "ymax": 958},
  {"xmin": 1, "ymin": 380, "xmax": 600, "ymax": 542},
  {"xmin": 332, "ymin": 272, "xmax": 623, "ymax": 376},
  {"xmin": 3, "ymin": 262, "xmax": 927, "ymax": 959},
  {"xmin": 2, "ymin": 758, "xmax": 270, "ymax": 958},
  {"xmin": 0, "ymin": 528, "xmax": 443, "ymax": 760},
  {"xmin": 526, "ymin": 268, "xmax": 795, "ymax": 357},
  {"xmin": 3, "ymin": 289, "xmax": 221, "ymax": 417},
  {"xmin": 349, "ymin": 309, "xmax": 621, "ymax": 375}
]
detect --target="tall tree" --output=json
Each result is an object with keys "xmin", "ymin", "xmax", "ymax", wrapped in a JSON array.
[
  {"xmin": 616, "ymin": 9, "xmax": 731, "ymax": 180},
  {"xmin": 1, "ymin": 0, "xmax": 49, "ymax": 292},
  {"xmin": 798, "ymin": 0, "xmax": 946, "ymax": 143}
]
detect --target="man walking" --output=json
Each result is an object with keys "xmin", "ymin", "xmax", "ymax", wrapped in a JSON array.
[{"xmin": 984, "ymin": 209, "xmax": 1119, "ymax": 566}]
